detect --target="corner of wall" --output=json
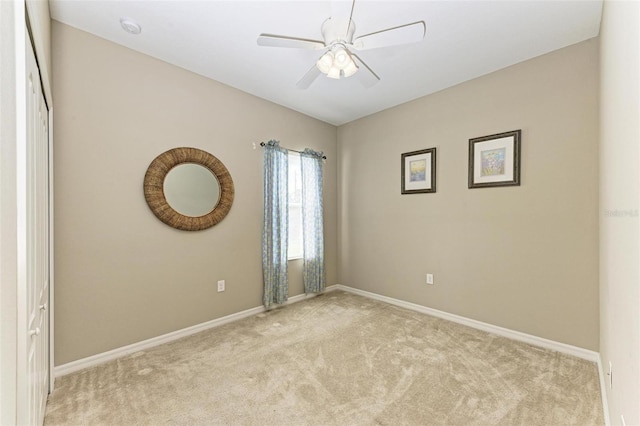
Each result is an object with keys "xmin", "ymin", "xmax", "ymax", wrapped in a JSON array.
[{"xmin": 599, "ymin": 1, "xmax": 640, "ymax": 425}]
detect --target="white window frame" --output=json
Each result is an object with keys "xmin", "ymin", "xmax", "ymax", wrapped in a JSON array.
[{"xmin": 287, "ymin": 152, "xmax": 303, "ymax": 260}]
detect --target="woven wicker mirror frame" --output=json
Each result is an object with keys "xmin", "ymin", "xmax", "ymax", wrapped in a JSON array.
[{"xmin": 144, "ymin": 147, "xmax": 234, "ymax": 231}]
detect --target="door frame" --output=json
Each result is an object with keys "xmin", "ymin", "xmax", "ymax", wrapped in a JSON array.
[
  {"xmin": 24, "ymin": 0, "xmax": 55, "ymax": 396},
  {"xmin": 0, "ymin": 1, "xmax": 54, "ymax": 423},
  {"xmin": 48, "ymin": 107, "xmax": 54, "ymax": 394}
]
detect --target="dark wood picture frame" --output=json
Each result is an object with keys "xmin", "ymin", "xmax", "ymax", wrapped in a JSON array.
[
  {"xmin": 401, "ymin": 147, "xmax": 437, "ymax": 194},
  {"xmin": 468, "ymin": 130, "xmax": 521, "ymax": 189}
]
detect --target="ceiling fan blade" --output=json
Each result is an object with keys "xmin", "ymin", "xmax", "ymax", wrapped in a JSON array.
[
  {"xmin": 352, "ymin": 21, "xmax": 426, "ymax": 50},
  {"xmin": 296, "ymin": 65, "xmax": 322, "ymax": 89},
  {"xmin": 351, "ymin": 54, "xmax": 380, "ymax": 88},
  {"xmin": 257, "ymin": 34, "xmax": 325, "ymax": 50}
]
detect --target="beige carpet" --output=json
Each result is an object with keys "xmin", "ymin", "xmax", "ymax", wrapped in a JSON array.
[{"xmin": 45, "ymin": 290, "xmax": 603, "ymax": 425}]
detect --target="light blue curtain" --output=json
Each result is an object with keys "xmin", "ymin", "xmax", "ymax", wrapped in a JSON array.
[
  {"xmin": 262, "ymin": 140, "xmax": 289, "ymax": 308},
  {"xmin": 300, "ymin": 149, "xmax": 326, "ymax": 294}
]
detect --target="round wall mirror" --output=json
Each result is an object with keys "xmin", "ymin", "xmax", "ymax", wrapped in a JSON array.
[
  {"xmin": 163, "ymin": 163, "xmax": 220, "ymax": 217},
  {"xmin": 144, "ymin": 147, "xmax": 234, "ymax": 231}
]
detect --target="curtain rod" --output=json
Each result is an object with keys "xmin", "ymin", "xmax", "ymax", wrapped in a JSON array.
[{"xmin": 259, "ymin": 141, "xmax": 327, "ymax": 160}]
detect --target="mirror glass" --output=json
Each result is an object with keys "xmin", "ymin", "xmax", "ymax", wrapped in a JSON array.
[{"xmin": 163, "ymin": 163, "xmax": 220, "ymax": 217}]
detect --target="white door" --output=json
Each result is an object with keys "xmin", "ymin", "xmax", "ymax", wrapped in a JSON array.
[{"xmin": 25, "ymin": 32, "xmax": 50, "ymax": 426}]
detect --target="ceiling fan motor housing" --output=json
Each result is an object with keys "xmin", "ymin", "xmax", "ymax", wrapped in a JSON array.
[{"xmin": 321, "ymin": 17, "xmax": 356, "ymax": 47}]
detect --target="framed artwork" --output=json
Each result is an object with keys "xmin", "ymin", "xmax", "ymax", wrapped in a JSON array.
[
  {"xmin": 401, "ymin": 148, "xmax": 436, "ymax": 194},
  {"xmin": 468, "ymin": 130, "xmax": 521, "ymax": 189}
]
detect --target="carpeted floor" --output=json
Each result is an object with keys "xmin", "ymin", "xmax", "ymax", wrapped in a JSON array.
[{"xmin": 45, "ymin": 290, "xmax": 603, "ymax": 425}]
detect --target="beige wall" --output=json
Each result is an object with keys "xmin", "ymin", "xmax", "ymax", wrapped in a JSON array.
[
  {"xmin": 52, "ymin": 22, "xmax": 337, "ymax": 365},
  {"xmin": 599, "ymin": 1, "xmax": 640, "ymax": 424},
  {"xmin": 338, "ymin": 40, "xmax": 600, "ymax": 350}
]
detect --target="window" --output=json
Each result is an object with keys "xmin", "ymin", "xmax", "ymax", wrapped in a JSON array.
[{"xmin": 288, "ymin": 153, "xmax": 303, "ymax": 259}]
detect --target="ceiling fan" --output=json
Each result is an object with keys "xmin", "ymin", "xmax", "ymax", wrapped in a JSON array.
[{"xmin": 257, "ymin": 1, "xmax": 426, "ymax": 89}]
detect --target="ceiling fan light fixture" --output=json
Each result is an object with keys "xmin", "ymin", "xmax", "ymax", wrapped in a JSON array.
[
  {"xmin": 326, "ymin": 66, "xmax": 341, "ymax": 79},
  {"xmin": 343, "ymin": 59, "xmax": 359, "ymax": 78},
  {"xmin": 316, "ymin": 44, "xmax": 358, "ymax": 80},
  {"xmin": 316, "ymin": 51, "xmax": 334, "ymax": 74},
  {"xmin": 333, "ymin": 47, "xmax": 349, "ymax": 68}
]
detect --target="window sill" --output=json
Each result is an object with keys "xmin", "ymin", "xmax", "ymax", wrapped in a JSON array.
[{"xmin": 288, "ymin": 256, "xmax": 303, "ymax": 261}]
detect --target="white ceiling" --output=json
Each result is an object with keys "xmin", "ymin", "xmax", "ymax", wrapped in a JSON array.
[{"xmin": 49, "ymin": 0, "xmax": 603, "ymax": 126}]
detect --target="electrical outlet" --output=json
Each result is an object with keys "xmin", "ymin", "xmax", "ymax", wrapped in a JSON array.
[
  {"xmin": 217, "ymin": 280, "xmax": 225, "ymax": 292},
  {"xmin": 608, "ymin": 361, "xmax": 612, "ymax": 389},
  {"xmin": 426, "ymin": 274, "xmax": 434, "ymax": 285}
]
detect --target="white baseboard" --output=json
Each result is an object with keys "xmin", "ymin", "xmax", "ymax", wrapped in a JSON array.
[
  {"xmin": 597, "ymin": 354, "xmax": 611, "ymax": 426},
  {"xmin": 334, "ymin": 284, "xmax": 600, "ymax": 362},
  {"xmin": 56, "ymin": 284, "xmax": 599, "ymax": 379},
  {"xmin": 54, "ymin": 285, "xmax": 339, "ymax": 377}
]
